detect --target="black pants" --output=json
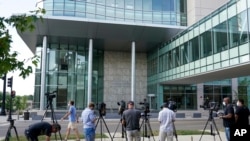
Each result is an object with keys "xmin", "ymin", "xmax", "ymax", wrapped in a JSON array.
[{"xmin": 24, "ymin": 129, "xmax": 38, "ymax": 141}]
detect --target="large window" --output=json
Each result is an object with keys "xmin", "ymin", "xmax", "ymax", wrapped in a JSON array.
[
  {"xmin": 163, "ymin": 85, "xmax": 197, "ymax": 110},
  {"xmin": 34, "ymin": 43, "xmax": 104, "ymax": 110},
  {"xmin": 41, "ymin": 0, "xmax": 187, "ymax": 26},
  {"xmin": 189, "ymin": 36, "xmax": 199, "ymax": 62},
  {"xmin": 204, "ymin": 85, "xmax": 232, "ymax": 109},
  {"xmin": 200, "ymin": 30, "xmax": 212, "ymax": 58},
  {"xmin": 213, "ymin": 21, "xmax": 228, "ymax": 53}
]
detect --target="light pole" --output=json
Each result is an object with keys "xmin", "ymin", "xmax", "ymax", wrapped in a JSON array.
[{"xmin": 0, "ymin": 74, "xmax": 7, "ymax": 115}]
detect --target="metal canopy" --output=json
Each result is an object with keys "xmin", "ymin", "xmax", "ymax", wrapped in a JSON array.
[{"xmin": 17, "ymin": 16, "xmax": 186, "ymax": 53}]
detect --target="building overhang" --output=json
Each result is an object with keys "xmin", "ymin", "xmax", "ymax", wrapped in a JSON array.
[
  {"xmin": 161, "ymin": 62, "xmax": 250, "ymax": 85},
  {"xmin": 17, "ymin": 16, "xmax": 186, "ymax": 53}
]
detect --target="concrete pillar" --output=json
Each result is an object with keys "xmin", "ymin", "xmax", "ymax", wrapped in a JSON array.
[
  {"xmin": 87, "ymin": 39, "xmax": 93, "ymax": 104},
  {"xmin": 40, "ymin": 36, "xmax": 47, "ymax": 110},
  {"xmin": 131, "ymin": 42, "xmax": 136, "ymax": 101},
  {"xmin": 197, "ymin": 83, "xmax": 204, "ymax": 111}
]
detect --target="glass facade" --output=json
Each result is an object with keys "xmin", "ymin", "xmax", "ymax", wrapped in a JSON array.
[
  {"xmin": 39, "ymin": 0, "xmax": 187, "ymax": 26},
  {"xmin": 34, "ymin": 42, "xmax": 103, "ymax": 110},
  {"xmin": 163, "ymin": 85, "xmax": 197, "ymax": 110},
  {"xmin": 237, "ymin": 76, "xmax": 250, "ymax": 107},
  {"xmin": 147, "ymin": 0, "xmax": 250, "ymax": 109},
  {"xmin": 148, "ymin": 0, "xmax": 250, "ymax": 85},
  {"xmin": 203, "ymin": 80, "xmax": 232, "ymax": 109}
]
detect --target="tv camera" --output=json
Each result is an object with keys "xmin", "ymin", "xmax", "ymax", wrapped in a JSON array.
[
  {"xmin": 161, "ymin": 99, "xmax": 177, "ymax": 112},
  {"xmin": 97, "ymin": 102, "xmax": 106, "ymax": 116},
  {"xmin": 139, "ymin": 99, "xmax": 150, "ymax": 114},
  {"xmin": 117, "ymin": 100, "xmax": 126, "ymax": 115}
]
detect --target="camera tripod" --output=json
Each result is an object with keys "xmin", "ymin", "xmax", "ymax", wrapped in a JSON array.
[
  {"xmin": 5, "ymin": 96, "xmax": 19, "ymax": 141},
  {"xmin": 199, "ymin": 109, "xmax": 222, "ymax": 141},
  {"xmin": 112, "ymin": 114, "xmax": 127, "ymax": 140},
  {"xmin": 41, "ymin": 91, "xmax": 62, "ymax": 141},
  {"xmin": 95, "ymin": 112, "xmax": 113, "ymax": 141},
  {"xmin": 140, "ymin": 112, "xmax": 155, "ymax": 141}
]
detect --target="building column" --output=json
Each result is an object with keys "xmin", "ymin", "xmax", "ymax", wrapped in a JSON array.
[
  {"xmin": 87, "ymin": 39, "xmax": 93, "ymax": 104},
  {"xmin": 131, "ymin": 41, "xmax": 136, "ymax": 101},
  {"xmin": 40, "ymin": 36, "xmax": 47, "ymax": 110},
  {"xmin": 231, "ymin": 78, "xmax": 238, "ymax": 100},
  {"xmin": 197, "ymin": 83, "xmax": 204, "ymax": 111}
]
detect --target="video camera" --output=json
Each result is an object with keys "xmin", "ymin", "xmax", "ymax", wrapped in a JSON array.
[
  {"xmin": 97, "ymin": 102, "xmax": 106, "ymax": 116},
  {"xmin": 45, "ymin": 91, "xmax": 57, "ymax": 100},
  {"xmin": 117, "ymin": 100, "xmax": 126, "ymax": 115},
  {"xmin": 139, "ymin": 99, "xmax": 150, "ymax": 114},
  {"xmin": 200, "ymin": 102, "xmax": 220, "ymax": 112},
  {"xmin": 161, "ymin": 99, "xmax": 177, "ymax": 112}
]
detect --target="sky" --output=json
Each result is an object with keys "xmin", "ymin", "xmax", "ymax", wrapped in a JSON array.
[{"xmin": 0, "ymin": 0, "xmax": 38, "ymax": 96}]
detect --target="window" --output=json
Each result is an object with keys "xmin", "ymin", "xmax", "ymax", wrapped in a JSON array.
[
  {"xmin": 200, "ymin": 30, "xmax": 212, "ymax": 58},
  {"xmin": 213, "ymin": 21, "xmax": 228, "ymax": 53}
]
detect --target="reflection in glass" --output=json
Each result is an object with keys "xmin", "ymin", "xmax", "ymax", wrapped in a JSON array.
[
  {"xmin": 213, "ymin": 21, "xmax": 228, "ymax": 53},
  {"xmin": 201, "ymin": 30, "xmax": 212, "ymax": 58}
]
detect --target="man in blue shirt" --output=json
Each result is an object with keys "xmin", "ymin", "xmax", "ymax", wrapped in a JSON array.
[
  {"xmin": 81, "ymin": 102, "xmax": 96, "ymax": 141},
  {"xmin": 61, "ymin": 100, "xmax": 80, "ymax": 141}
]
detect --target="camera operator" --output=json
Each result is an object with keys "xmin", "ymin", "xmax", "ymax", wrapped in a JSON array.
[
  {"xmin": 158, "ymin": 102, "xmax": 176, "ymax": 141},
  {"xmin": 122, "ymin": 101, "xmax": 141, "ymax": 141},
  {"xmin": 24, "ymin": 122, "xmax": 61, "ymax": 141},
  {"xmin": 81, "ymin": 102, "xmax": 97, "ymax": 141},
  {"xmin": 219, "ymin": 97, "xmax": 235, "ymax": 141}
]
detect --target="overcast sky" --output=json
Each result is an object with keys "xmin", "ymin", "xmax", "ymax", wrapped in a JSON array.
[{"xmin": 0, "ymin": 0, "xmax": 38, "ymax": 96}]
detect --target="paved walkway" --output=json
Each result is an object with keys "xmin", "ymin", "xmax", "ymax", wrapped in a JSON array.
[{"xmin": 0, "ymin": 115, "xmax": 227, "ymax": 141}]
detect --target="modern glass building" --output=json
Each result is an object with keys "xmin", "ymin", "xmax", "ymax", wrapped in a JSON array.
[{"xmin": 18, "ymin": 0, "xmax": 250, "ymax": 111}]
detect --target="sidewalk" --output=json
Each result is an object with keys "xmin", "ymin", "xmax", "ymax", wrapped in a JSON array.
[
  {"xmin": 0, "ymin": 114, "xmax": 227, "ymax": 141},
  {"xmin": 0, "ymin": 132, "xmax": 227, "ymax": 141}
]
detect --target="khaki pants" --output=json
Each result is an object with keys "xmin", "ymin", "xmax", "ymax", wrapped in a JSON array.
[
  {"xmin": 126, "ymin": 130, "xmax": 141, "ymax": 141},
  {"xmin": 159, "ymin": 130, "xmax": 173, "ymax": 141}
]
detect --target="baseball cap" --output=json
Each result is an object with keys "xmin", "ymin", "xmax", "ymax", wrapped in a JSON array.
[{"xmin": 127, "ymin": 101, "xmax": 134, "ymax": 105}]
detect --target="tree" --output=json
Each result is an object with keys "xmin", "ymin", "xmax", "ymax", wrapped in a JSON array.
[{"xmin": 0, "ymin": 8, "xmax": 45, "ymax": 78}]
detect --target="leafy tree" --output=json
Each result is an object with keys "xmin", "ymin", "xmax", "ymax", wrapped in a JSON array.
[{"xmin": 0, "ymin": 8, "xmax": 45, "ymax": 78}]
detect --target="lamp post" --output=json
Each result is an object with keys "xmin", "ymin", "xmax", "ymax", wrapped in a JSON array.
[{"xmin": 0, "ymin": 74, "xmax": 7, "ymax": 115}]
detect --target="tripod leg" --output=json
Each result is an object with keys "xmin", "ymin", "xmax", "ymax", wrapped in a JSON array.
[
  {"xmin": 13, "ymin": 126, "xmax": 20, "ymax": 141},
  {"xmin": 212, "ymin": 119, "xmax": 222, "ymax": 141},
  {"xmin": 101, "ymin": 117, "xmax": 113, "ymax": 141},
  {"xmin": 122, "ymin": 125, "xmax": 128, "ymax": 141},
  {"xmin": 95, "ymin": 118, "xmax": 100, "ymax": 130},
  {"xmin": 112, "ymin": 120, "xmax": 121, "ymax": 138},
  {"xmin": 199, "ymin": 118, "xmax": 210, "ymax": 141},
  {"xmin": 146, "ymin": 120, "xmax": 155, "ymax": 141},
  {"xmin": 4, "ymin": 126, "xmax": 12, "ymax": 141}
]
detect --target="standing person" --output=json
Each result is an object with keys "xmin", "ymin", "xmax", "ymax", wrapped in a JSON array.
[
  {"xmin": 122, "ymin": 101, "xmax": 141, "ymax": 141},
  {"xmin": 81, "ymin": 102, "xmax": 97, "ymax": 141},
  {"xmin": 24, "ymin": 122, "xmax": 61, "ymax": 141},
  {"xmin": 61, "ymin": 100, "xmax": 80, "ymax": 141},
  {"xmin": 219, "ymin": 97, "xmax": 235, "ymax": 141},
  {"xmin": 158, "ymin": 102, "xmax": 176, "ymax": 141},
  {"xmin": 235, "ymin": 99, "xmax": 250, "ymax": 128}
]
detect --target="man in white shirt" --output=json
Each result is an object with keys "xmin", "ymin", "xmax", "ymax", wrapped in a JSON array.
[{"xmin": 158, "ymin": 103, "xmax": 176, "ymax": 141}]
